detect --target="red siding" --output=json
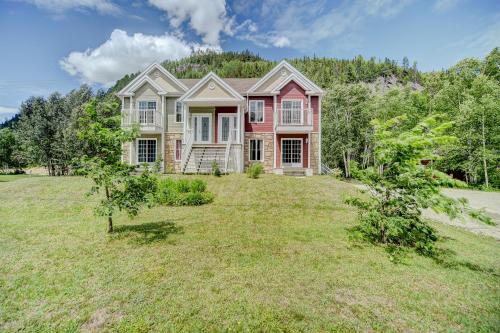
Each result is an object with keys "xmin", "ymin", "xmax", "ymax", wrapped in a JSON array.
[
  {"xmin": 214, "ymin": 106, "xmax": 236, "ymax": 144},
  {"xmin": 276, "ymin": 133, "xmax": 309, "ymax": 168},
  {"xmin": 310, "ymin": 96, "xmax": 320, "ymax": 131},
  {"xmin": 277, "ymin": 81, "xmax": 308, "ymax": 123},
  {"xmin": 245, "ymin": 96, "xmax": 274, "ymax": 132}
]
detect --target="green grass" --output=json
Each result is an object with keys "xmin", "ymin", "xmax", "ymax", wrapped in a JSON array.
[{"xmin": 0, "ymin": 174, "xmax": 499, "ymax": 332}]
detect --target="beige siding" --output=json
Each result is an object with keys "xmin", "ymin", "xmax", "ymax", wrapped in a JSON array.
[
  {"xmin": 165, "ymin": 133, "xmax": 183, "ymax": 173},
  {"xmin": 256, "ymin": 68, "xmax": 292, "ymax": 92},
  {"xmin": 166, "ymin": 97, "xmax": 183, "ymax": 133},
  {"xmin": 147, "ymin": 70, "xmax": 183, "ymax": 93},
  {"xmin": 134, "ymin": 82, "xmax": 161, "ymax": 104},
  {"xmin": 128, "ymin": 134, "xmax": 162, "ymax": 165},
  {"xmin": 123, "ymin": 97, "xmax": 130, "ymax": 109},
  {"xmin": 191, "ymin": 79, "xmax": 233, "ymax": 99}
]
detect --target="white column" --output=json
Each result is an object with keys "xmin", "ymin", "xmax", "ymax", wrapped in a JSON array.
[
  {"xmin": 308, "ymin": 132, "xmax": 311, "ymax": 169},
  {"xmin": 238, "ymin": 104, "xmax": 244, "ymax": 172},
  {"xmin": 273, "ymin": 95, "xmax": 277, "ymax": 169},
  {"xmin": 318, "ymin": 95, "xmax": 322, "ymax": 175},
  {"xmin": 307, "ymin": 95, "xmax": 312, "ymax": 125},
  {"xmin": 183, "ymin": 103, "xmax": 187, "ymax": 142}
]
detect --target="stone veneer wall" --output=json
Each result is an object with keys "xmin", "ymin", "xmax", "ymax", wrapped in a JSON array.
[
  {"xmin": 244, "ymin": 133, "xmax": 274, "ymax": 172},
  {"xmin": 309, "ymin": 132, "xmax": 320, "ymax": 174},
  {"xmin": 165, "ymin": 133, "xmax": 183, "ymax": 173},
  {"xmin": 122, "ymin": 142, "xmax": 130, "ymax": 164}
]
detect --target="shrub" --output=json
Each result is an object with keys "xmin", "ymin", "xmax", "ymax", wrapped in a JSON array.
[
  {"xmin": 212, "ymin": 161, "xmax": 221, "ymax": 177},
  {"xmin": 246, "ymin": 163, "xmax": 264, "ymax": 179},
  {"xmin": 190, "ymin": 179, "xmax": 207, "ymax": 193},
  {"xmin": 155, "ymin": 178, "xmax": 213, "ymax": 206}
]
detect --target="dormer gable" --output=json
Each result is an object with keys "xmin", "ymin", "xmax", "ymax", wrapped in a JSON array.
[
  {"xmin": 179, "ymin": 72, "xmax": 244, "ymax": 105},
  {"xmin": 117, "ymin": 63, "xmax": 187, "ymax": 97},
  {"xmin": 247, "ymin": 60, "xmax": 324, "ymax": 95}
]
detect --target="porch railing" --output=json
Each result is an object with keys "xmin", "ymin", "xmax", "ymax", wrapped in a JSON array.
[
  {"xmin": 276, "ymin": 107, "xmax": 313, "ymax": 127},
  {"xmin": 181, "ymin": 129, "xmax": 194, "ymax": 173},
  {"xmin": 122, "ymin": 109, "xmax": 163, "ymax": 129},
  {"xmin": 224, "ymin": 128, "xmax": 238, "ymax": 173}
]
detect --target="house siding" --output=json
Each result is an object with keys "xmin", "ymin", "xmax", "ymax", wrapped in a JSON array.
[
  {"xmin": 276, "ymin": 133, "xmax": 309, "ymax": 169},
  {"xmin": 245, "ymin": 96, "xmax": 274, "ymax": 133}
]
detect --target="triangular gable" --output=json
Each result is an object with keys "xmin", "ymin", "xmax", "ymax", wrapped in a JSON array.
[
  {"xmin": 117, "ymin": 63, "xmax": 188, "ymax": 96},
  {"xmin": 179, "ymin": 72, "xmax": 244, "ymax": 102},
  {"xmin": 248, "ymin": 60, "xmax": 324, "ymax": 94},
  {"xmin": 270, "ymin": 74, "xmax": 312, "ymax": 93},
  {"xmin": 128, "ymin": 76, "xmax": 166, "ymax": 95}
]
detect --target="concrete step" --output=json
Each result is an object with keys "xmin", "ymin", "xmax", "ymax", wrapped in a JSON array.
[{"xmin": 283, "ymin": 168, "xmax": 305, "ymax": 176}]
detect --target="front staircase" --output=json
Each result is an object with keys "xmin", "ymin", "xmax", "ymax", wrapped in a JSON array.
[
  {"xmin": 283, "ymin": 167, "xmax": 306, "ymax": 176},
  {"xmin": 183, "ymin": 146, "xmax": 227, "ymax": 174}
]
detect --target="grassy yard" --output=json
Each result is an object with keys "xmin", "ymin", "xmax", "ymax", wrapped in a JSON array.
[{"xmin": 0, "ymin": 174, "xmax": 499, "ymax": 332}]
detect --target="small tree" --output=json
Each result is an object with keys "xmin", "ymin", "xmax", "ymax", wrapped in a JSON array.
[
  {"xmin": 77, "ymin": 99, "xmax": 157, "ymax": 233},
  {"xmin": 347, "ymin": 114, "xmax": 492, "ymax": 256}
]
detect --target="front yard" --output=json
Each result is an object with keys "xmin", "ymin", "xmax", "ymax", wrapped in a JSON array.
[{"xmin": 0, "ymin": 174, "xmax": 499, "ymax": 332}]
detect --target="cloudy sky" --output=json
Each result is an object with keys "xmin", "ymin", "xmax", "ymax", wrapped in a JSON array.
[{"xmin": 1, "ymin": 0, "xmax": 499, "ymax": 121}]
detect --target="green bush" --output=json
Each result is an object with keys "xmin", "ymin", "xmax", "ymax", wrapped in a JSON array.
[
  {"xmin": 246, "ymin": 163, "xmax": 264, "ymax": 179},
  {"xmin": 212, "ymin": 161, "xmax": 221, "ymax": 177},
  {"xmin": 156, "ymin": 178, "xmax": 213, "ymax": 206}
]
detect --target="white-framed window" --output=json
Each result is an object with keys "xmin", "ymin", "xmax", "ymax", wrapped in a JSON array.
[
  {"xmin": 138, "ymin": 100, "xmax": 156, "ymax": 124},
  {"xmin": 249, "ymin": 100, "xmax": 264, "ymax": 123},
  {"xmin": 137, "ymin": 138, "xmax": 157, "ymax": 163},
  {"xmin": 281, "ymin": 99, "xmax": 303, "ymax": 125},
  {"xmin": 249, "ymin": 139, "xmax": 263, "ymax": 161},
  {"xmin": 174, "ymin": 139, "xmax": 182, "ymax": 161},
  {"xmin": 175, "ymin": 100, "xmax": 183, "ymax": 123}
]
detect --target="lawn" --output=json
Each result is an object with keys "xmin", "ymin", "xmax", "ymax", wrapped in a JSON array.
[{"xmin": 0, "ymin": 174, "xmax": 499, "ymax": 332}]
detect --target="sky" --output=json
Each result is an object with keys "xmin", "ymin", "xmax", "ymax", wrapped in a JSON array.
[{"xmin": 0, "ymin": 0, "xmax": 499, "ymax": 122}]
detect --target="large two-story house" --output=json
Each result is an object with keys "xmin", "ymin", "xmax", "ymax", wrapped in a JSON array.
[{"xmin": 117, "ymin": 60, "xmax": 324, "ymax": 176}]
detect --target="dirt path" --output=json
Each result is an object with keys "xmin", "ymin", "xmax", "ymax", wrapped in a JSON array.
[{"xmin": 353, "ymin": 184, "xmax": 500, "ymax": 240}]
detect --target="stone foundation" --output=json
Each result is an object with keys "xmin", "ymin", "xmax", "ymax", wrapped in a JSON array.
[
  {"xmin": 122, "ymin": 142, "xmax": 130, "ymax": 164},
  {"xmin": 165, "ymin": 133, "xmax": 183, "ymax": 173},
  {"xmin": 309, "ymin": 132, "xmax": 320, "ymax": 175},
  {"xmin": 244, "ymin": 132, "xmax": 274, "ymax": 172}
]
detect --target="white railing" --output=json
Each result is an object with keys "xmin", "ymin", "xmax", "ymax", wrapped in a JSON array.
[
  {"xmin": 181, "ymin": 129, "xmax": 194, "ymax": 173},
  {"xmin": 224, "ymin": 128, "xmax": 238, "ymax": 173},
  {"xmin": 122, "ymin": 109, "xmax": 163, "ymax": 129},
  {"xmin": 277, "ymin": 108, "xmax": 313, "ymax": 126}
]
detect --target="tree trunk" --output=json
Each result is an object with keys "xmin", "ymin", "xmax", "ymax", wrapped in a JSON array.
[
  {"xmin": 105, "ymin": 186, "xmax": 113, "ymax": 233},
  {"xmin": 481, "ymin": 113, "xmax": 489, "ymax": 188}
]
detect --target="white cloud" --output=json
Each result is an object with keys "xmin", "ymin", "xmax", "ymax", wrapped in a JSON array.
[
  {"xmin": 0, "ymin": 106, "xmax": 19, "ymax": 122},
  {"xmin": 19, "ymin": 0, "xmax": 121, "ymax": 15},
  {"xmin": 242, "ymin": 0, "xmax": 413, "ymax": 50},
  {"xmin": 433, "ymin": 0, "xmax": 461, "ymax": 12},
  {"xmin": 60, "ymin": 29, "xmax": 212, "ymax": 86},
  {"xmin": 148, "ymin": 0, "xmax": 233, "ymax": 46}
]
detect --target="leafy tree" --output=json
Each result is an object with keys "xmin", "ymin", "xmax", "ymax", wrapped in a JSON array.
[
  {"xmin": 77, "ymin": 99, "xmax": 158, "ymax": 233},
  {"xmin": 0, "ymin": 128, "xmax": 17, "ymax": 169},
  {"xmin": 322, "ymin": 83, "xmax": 372, "ymax": 176},
  {"xmin": 347, "ymin": 115, "xmax": 492, "ymax": 256}
]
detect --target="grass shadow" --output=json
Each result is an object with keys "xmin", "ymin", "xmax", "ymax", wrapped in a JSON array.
[
  {"xmin": 111, "ymin": 220, "xmax": 184, "ymax": 245},
  {"xmin": 430, "ymin": 247, "xmax": 498, "ymax": 276}
]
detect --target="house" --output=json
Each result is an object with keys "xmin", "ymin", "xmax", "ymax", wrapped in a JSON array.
[{"xmin": 116, "ymin": 60, "xmax": 324, "ymax": 176}]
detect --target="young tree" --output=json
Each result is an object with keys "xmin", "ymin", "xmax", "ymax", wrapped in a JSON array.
[
  {"xmin": 0, "ymin": 128, "xmax": 17, "ymax": 170},
  {"xmin": 77, "ymin": 99, "xmax": 158, "ymax": 233},
  {"xmin": 347, "ymin": 115, "xmax": 492, "ymax": 256}
]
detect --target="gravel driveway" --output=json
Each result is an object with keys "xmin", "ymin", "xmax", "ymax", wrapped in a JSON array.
[
  {"xmin": 423, "ymin": 188, "xmax": 500, "ymax": 240},
  {"xmin": 353, "ymin": 184, "xmax": 500, "ymax": 240}
]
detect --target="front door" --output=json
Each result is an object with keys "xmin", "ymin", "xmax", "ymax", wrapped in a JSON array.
[
  {"xmin": 282, "ymin": 139, "xmax": 302, "ymax": 167},
  {"xmin": 218, "ymin": 114, "xmax": 238, "ymax": 143},
  {"xmin": 192, "ymin": 115, "xmax": 212, "ymax": 144}
]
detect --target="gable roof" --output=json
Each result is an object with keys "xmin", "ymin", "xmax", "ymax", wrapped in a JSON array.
[
  {"xmin": 270, "ymin": 74, "xmax": 312, "ymax": 93},
  {"xmin": 179, "ymin": 72, "xmax": 245, "ymax": 102},
  {"xmin": 247, "ymin": 60, "xmax": 324, "ymax": 94},
  {"xmin": 116, "ymin": 63, "xmax": 188, "ymax": 96},
  {"xmin": 127, "ymin": 75, "xmax": 167, "ymax": 95}
]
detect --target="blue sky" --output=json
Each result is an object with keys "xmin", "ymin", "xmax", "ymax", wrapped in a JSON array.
[{"xmin": 1, "ymin": 0, "xmax": 499, "ymax": 122}]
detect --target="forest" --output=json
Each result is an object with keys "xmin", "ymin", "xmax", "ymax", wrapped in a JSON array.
[{"xmin": 0, "ymin": 48, "xmax": 498, "ymax": 188}]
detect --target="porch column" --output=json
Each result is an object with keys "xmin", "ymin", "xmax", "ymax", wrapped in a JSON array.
[
  {"xmin": 161, "ymin": 95, "xmax": 165, "ymax": 172},
  {"xmin": 308, "ymin": 133, "xmax": 311, "ymax": 169},
  {"xmin": 183, "ymin": 103, "xmax": 187, "ymax": 142},
  {"xmin": 273, "ymin": 95, "xmax": 277, "ymax": 169}
]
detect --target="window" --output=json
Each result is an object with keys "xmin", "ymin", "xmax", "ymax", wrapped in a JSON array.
[
  {"xmin": 249, "ymin": 100, "xmax": 264, "ymax": 123},
  {"xmin": 281, "ymin": 100, "xmax": 302, "ymax": 124},
  {"xmin": 137, "ymin": 139, "xmax": 156, "ymax": 163},
  {"xmin": 175, "ymin": 100, "xmax": 183, "ymax": 123},
  {"xmin": 138, "ymin": 101, "xmax": 156, "ymax": 124},
  {"xmin": 249, "ymin": 139, "xmax": 263, "ymax": 161},
  {"xmin": 175, "ymin": 140, "xmax": 182, "ymax": 161}
]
